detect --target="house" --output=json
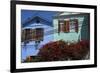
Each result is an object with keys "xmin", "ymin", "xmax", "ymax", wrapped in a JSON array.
[
  {"xmin": 21, "ymin": 10, "xmax": 57, "ymax": 61},
  {"xmin": 53, "ymin": 12, "xmax": 90, "ymax": 43},
  {"xmin": 21, "ymin": 10, "xmax": 90, "ymax": 61}
]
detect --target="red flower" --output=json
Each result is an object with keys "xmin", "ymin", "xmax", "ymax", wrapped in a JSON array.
[{"xmin": 37, "ymin": 40, "xmax": 90, "ymax": 61}]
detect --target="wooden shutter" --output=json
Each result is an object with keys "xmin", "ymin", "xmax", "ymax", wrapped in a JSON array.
[
  {"xmin": 32, "ymin": 29, "xmax": 35, "ymax": 40},
  {"xmin": 61, "ymin": 22, "xmax": 65, "ymax": 32},
  {"xmin": 58, "ymin": 20, "xmax": 65, "ymax": 32},
  {"xmin": 30, "ymin": 29, "xmax": 33, "ymax": 40},
  {"xmin": 74, "ymin": 19, "xmax": 78, "ymax": 33},
  {"xmin": 63, "ymin": 21, "xmax": 66, "ymax": 32},
  {"xmin": 21, "ymin": 30, "xmax": 25, "ymax": 42},
  {"xmin": 61, "ymin": 21, "xmax": 65, "ymax": 32},
  {"xmin": 65, "ymin": 20, "xmax": 70, "ymax": 32},
  {"xmin": 35, "ymin": 28, "xmax": 44, "ymax": 41},
  {"xmin": 25, "ymin": 29, "xmax": 31, "ymax": 41}
]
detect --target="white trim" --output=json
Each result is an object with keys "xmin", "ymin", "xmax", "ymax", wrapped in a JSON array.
[{"xmin": 16, "ymin": 4, "xmax": 95, "ymax": 69}]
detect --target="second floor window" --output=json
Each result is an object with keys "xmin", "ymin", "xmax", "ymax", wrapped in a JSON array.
[{"xmin": 21, "ymin": 28, "xmax": 44, "ymax": 42}]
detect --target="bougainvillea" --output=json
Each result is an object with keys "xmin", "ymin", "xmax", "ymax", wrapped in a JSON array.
[
  {"xmin": 37, "ymin": 40, "xmax": 90, "ymax": 61},
  {"xmin": 37, "ymin": 40, "xmax": 65, "ymax": 61}
]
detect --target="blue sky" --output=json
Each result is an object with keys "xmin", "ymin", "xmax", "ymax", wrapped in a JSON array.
[{"xmin": 21, "ymin": 10, "xmax": 58, "ymax": 27}]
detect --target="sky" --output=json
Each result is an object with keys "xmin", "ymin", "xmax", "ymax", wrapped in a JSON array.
[{"xmin": 21, "ymin": 10, "xmax": 58, "ymax": 27}]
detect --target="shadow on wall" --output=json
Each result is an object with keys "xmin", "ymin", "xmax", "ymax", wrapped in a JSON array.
[{"xmin": 80, "ymin": 15, "xmax": 90, "ymax": 40}]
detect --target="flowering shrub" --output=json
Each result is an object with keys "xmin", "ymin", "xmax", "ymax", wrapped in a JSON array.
[
  {"xmin": 37, "ymin": 40, "xmax": 90, "ymax": 61},
  {"xmin": 67, "ymin": 40, "xmax": 90, "ymax": 60},
  {"xmin": 37, "ymin": 40, "xmax": 65, "ymax": 61}
]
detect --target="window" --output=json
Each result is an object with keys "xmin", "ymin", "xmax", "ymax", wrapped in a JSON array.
[
  {"xmin": 21, "ymin": 28, "xmax": 44, "ymax": 42},
  {"xmin": 58, "ymin": 19, "xmax": 78, "ymax": 33},
  {"xmin": 58, "ymin": 20, "xmax": 69, "ymax": 33}
]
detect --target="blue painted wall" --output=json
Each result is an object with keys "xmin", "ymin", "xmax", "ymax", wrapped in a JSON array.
[{"xmin": 53, "ymin": 14, "xmax": 89, "ymax": 43}]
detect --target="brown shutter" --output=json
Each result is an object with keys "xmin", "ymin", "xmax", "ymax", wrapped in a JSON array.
[
  {"xmin": 75, "ymin": 19, "xmax": 78, "ymax": 33},
  {"xmin": 22, "ymin": 30, "xmax": 25, "ymax": 42},
  {"xmin": 63, "ymin": 21, "xmax": 66, "ymax": 32},
  {"xmin": 58, "ymin": 20, "xmax": 65, "ymax": 32},
  {"xmin": 35, "ymin": 28, "xmax": 39, "ymax": 40},
  {"xmin": 61, "ymin": 22, "xmax": 66, "ymax": 32},
  {"xmin": 65, "ymin": 20, "xmax": 70, "ymax": 32},
  {"xmin": 61, "ymin": 21, "xmax": 65, "ymax": 32},
  {"xmin": 35, "ymin": 28, "xmax": 44, "ymax": 41},
  {"xmin": 30, "ymin": 29, "xmax": 32, "ymax": 40},
  {"xmin": 32, "ymin": 29, "xmax": 35, "ymax": 40},
  {"xmin": 25, "ymin": 29, "xmax": 31, "ymax": 40}
]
